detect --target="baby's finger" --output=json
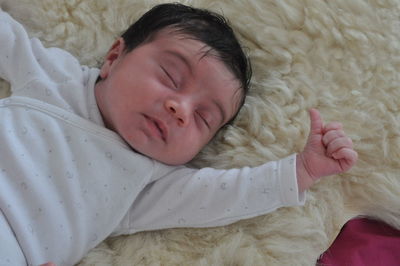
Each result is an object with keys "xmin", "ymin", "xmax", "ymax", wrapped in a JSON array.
[
  {"xmin": 322, "ymin": 129, "xmax": 345, "ymax": 146},
  {"xmin": 326, "ymin": 136, "xmax": 353, "ymax": 156},
  {"xmin": 332, "ymin": 148, "xmax": 358, "ymax": 171},
  {"xmin": 323, "ymin": 122, "xmax": 343, "ymax": 134},
  {"xmin": 309, "ymin": 108, "xmax": 324, "ymax": 135}
]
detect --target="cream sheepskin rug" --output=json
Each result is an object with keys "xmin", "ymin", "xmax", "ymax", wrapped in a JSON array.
[{"xmin": 1, "ymin": 0, "xmax": 399, "ymax": 265}]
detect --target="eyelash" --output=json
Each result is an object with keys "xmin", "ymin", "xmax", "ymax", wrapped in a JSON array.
[{"xmin": 161, "ymin": 66, "xmax": 178, "ymax": 88}]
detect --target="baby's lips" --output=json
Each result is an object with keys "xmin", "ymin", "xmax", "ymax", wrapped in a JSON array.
[{"xmin": 147, "ymin": 114, "xmax": 168, "ymax": 142}]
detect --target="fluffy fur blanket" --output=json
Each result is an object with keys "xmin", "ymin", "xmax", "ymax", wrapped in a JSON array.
[{"xmin": 1, "ymin": 0, "xmax": 399, "ymax": 265}]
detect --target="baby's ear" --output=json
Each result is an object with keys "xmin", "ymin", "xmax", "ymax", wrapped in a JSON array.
[{"xmin": 99, "ymin": 38, "xmax": 126, "ymax": 79}]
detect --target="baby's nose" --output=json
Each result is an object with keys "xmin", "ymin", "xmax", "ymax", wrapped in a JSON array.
[{"xmin": 165, "ymin": 99, "xmax": 190, "ymax": 127}]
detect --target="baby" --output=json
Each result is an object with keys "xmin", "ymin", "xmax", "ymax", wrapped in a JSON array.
[{"xmin": 0, "ymin": 3, "xmax": 357, "ymax": 266}]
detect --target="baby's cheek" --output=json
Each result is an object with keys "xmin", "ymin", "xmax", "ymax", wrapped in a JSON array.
[{"xmin": 180, "ymin": 138, "xmax": 205, "ymax": 161}]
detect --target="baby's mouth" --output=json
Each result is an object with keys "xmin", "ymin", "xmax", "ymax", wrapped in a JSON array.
[
  {"xmin": 145, "ymin": 115, "xmax": 167, "ymax": 142},
  {"xmin": 154, "ymin": 120, "xmax": 165, "ymax": 141}
]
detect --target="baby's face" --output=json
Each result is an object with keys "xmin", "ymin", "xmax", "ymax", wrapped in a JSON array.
[{"xmin": 95, "ymin": 29, "xmax": 241, "ymax": 165}]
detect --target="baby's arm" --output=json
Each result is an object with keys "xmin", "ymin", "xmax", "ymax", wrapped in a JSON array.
[
  {"xmin": 0, "ymin": 9, "xmax": 82, "ymax": 92},
  {"xmin": 296, "ymin": 109, "xmax": 358, "ymax": 192},
  {"xmin": 0, "ymin": 8, "xmax": 40, "ymax": 88},
  {"xmin": 113, "ymin": 155, "xmax": 303, "ymax": 235}
]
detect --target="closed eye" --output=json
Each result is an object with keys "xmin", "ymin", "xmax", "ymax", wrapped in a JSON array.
[
  {"xmin": 197, "ymin": 111, "xmax": 210, "ymax": 129},
  {"xmin": 160, "ymin": 66, "xmax": 178, "ymax": 89}
]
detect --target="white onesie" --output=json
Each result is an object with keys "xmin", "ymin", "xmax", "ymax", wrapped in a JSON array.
[{"xmin": 0, "ymin": 9, "xmax": 304, "ymax": 266}]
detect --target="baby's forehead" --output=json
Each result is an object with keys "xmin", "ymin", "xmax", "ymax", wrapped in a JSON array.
[
  {"xmin": 147, "ymin": 27, "xmax": 214, "ymax": 55},
  {"xmin": 151, "ymin": 29, "xmax": 235, "ymax": 76}
]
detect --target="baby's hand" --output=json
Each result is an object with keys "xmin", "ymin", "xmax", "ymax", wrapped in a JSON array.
[{"xmin": 296, "ymin": 109, "xmax": 358, "ymax": 191}]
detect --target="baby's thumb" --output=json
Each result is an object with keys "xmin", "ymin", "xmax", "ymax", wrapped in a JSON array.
[{"xmin": 309, "ymin": 108, "xmax": 323, "ymax": 135}]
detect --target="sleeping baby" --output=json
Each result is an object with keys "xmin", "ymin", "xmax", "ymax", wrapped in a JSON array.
[{"xmin": 0, "ymin": 3, "xmax": 357, "ymax": 265}]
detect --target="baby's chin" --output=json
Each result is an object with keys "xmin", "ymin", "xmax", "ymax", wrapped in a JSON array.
[
  {"xmin": 151, "ymin": 153, "xmax": 195, "ymax": 166},
  {"xmin": 129, "ymin": 145, "xmax": 195, "ymax": 166}
]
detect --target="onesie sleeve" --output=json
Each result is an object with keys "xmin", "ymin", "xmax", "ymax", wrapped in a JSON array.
[
  {"xmin": 0, "ymin": 9, "xmax": 83, "ymax": 91},
  {"xmin": 113, "ymin": 154, "xmax": 305, "ymax": 236}
]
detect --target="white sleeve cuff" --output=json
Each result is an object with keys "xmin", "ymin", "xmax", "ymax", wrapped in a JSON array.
[{"xmin": 278, "ymin": 154, "xmax": 306, "ymax": 206}]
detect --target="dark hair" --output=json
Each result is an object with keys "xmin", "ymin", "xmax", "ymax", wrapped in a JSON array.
[{"xmin": 121, "ymin": 3, "xmax": 252, "ymax": 123}]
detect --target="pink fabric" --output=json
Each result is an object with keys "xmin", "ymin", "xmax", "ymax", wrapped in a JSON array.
[{"xmin": 318, "ymin": 218, "xmax": 400, "ymax": 266}]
